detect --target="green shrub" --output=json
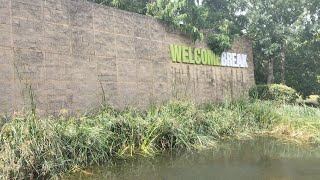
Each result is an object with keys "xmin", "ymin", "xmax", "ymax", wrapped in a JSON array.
[{"xmin": 249, "ymin": 84, "xmax": 299, "ymax": 103}]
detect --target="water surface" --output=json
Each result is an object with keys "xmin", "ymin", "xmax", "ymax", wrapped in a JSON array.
[{"xmin": 65, "ymin": 138, "xmax": 320, "ymax": 180}]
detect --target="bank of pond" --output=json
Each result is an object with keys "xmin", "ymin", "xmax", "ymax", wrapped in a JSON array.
[{"xmin": 0, "ymin": 99, "xmax": 320, "ymax": 179}]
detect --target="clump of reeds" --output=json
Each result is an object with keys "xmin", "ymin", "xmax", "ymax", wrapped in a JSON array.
[{"xmin": 0, "ymin": 99, "xmax": 320, "ymax": 179}]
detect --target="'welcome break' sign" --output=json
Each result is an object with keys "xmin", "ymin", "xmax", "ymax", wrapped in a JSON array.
[{"xmin": 169, "ymin": 44, "xmax": 248, "ymax": 68}]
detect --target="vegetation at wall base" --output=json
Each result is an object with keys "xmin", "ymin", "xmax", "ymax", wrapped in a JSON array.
[{"xmin": 1, "ymin": 99, "xmax": 320, "ymax": 179}]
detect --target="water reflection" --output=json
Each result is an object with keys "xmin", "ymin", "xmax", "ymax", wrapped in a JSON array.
[{"xmin": 65, "ymin": 138, "xmax": 320, "ymax": 180}]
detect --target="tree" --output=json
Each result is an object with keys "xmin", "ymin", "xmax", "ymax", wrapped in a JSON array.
[
  {"xmin": 246, "ymin": 0, "xmax": 305, "ymax": 84},
  {"xmin": 203, "ymin": 0, "xmax": 248, "ymax": 53},
  {"xmin": 285, "ymin": 0, "xmax": 320, "ymax": 97},
  {"xmin": 247, "ymin": 0, "xmax": 319, "ymax": 97}
]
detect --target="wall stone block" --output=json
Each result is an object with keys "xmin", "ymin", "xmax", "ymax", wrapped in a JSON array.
[
  {"xmin": 96, "ymin": 57, "xmax": 117, "ymax": 82},
  {"xmin": 44, "ymin": 23, "xmax": 71, "ymax": 53},
  {"xmin": 117, "ymin": 82, "xmax": 138, "ymax": 107},
  {"xmin": 133, "ymin": 16, "xmax": 150, "ymax": 39},
  {"xmin": 0, "ymin": 0, "xmax": 10, "ymax": 15},
  {"xmin": 117, "ymin": 59, "xmax": 136, "ymax": 82},
  {"xmin": 137, "ymin": 60, "xmax": 153, "ymax": 83},
  {"xmin": 0, "ymin": 1, "xmax": 12, "ymax": 47},
  {"xmin": 153, "ymin": 61, "xmax": 169, "ymax": 84},
  {"xmin": 116, "ymin": 35, "xmax": 135, "ymax": 59},
  {"xmin": 69, "ymin": 0, "xmax": 93, "ymax": 29},
  {"xmin": 72, "ymin": 29, "xmax": 95, "ymax": 55},
  {"xmin": 114, "ymin": 10, "xmax": 134, "ymax": 36},
  {"xmin": 0, "ymin": 83, "xmax": 14, "ymax": 113},
  {"xmin": 137, "ymin": 83, "xmax": 153, "ymax": 106},
  {"xmin": 12, "ymin": 0, "xmax": 43, "ymax": 21},
  {"xmin": 150, "ymin": 41, "xmax": 166, "ymax": 62},
  {"xmin": 135, "ymin": 38, "xmax": 151, "ymax": 60},
  {"xmin": 98, "ymin": 82, "xmax": 118, "ymax": 105},
  {"xmin": 150, "ymin": 19, "xmax": 166, "ymax": 41},
  {"xmin": 44, "ymin": 0, "xmax": 70, "ymax": 24},
  {"xmin": 93, "ymin": 6, "xmax": 114, "ymax": 33},
  {"xmin": 94, "ymin": 31, "xmax": 116, "ymax": 57},
  {"xmin": 153, "ymin": 83, "xmax": 169, "ymax": 103}
]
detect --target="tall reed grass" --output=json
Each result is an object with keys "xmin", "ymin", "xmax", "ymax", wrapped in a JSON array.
[{"xmin": 0, "ymin": 99, "xmax": 320, "ymax": 179}]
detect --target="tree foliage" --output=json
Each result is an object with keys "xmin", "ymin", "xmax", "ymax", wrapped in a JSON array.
[
  {"xmin": 146, "ymin": 0, "xmax": 247, "ymax": 53},
  {"xmin": 285, "ymin": 4, "xmax": 320, "ymax": 97},
  {"xmin": 203, "ymin": 0, "xmax": 248, "ymax": 53},
  {"xmin": 88, "ymin": 0, "xmax": 149, "ymax": 13},
  {"xmin": 146, "ymin": 0, "xmax": 206, "ymax": 42},
  {"xmin": 245, "ymin": 0, "xmax": 319, "ymax": 97}
]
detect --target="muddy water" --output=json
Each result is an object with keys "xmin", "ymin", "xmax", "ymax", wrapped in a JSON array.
[{"xmin": 65, "ymin": 138, "xmax": 320, "ymax": 180}]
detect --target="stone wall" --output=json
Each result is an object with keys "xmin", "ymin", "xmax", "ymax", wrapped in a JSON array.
[{"xmin": 0, "ymin": 0, "xmax": 254, "ymax": 114}]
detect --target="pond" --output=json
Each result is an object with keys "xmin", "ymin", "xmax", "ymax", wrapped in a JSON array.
[{"xmin": 65, "ymin": 138, "xmax": 320, "ymax": 180}]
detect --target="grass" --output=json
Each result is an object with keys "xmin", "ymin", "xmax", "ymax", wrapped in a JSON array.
[{"xmin": 0, "ymin": 99, "xmax": 320, "ymax": 179}]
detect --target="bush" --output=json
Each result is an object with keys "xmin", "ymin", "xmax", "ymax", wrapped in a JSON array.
[{"xmin": 249, "ymin": 84, "xmax": 298, "ymax": 103}]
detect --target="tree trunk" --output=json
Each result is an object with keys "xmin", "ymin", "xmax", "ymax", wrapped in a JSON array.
[
  {"xmin": 280, "ymin": 43, "xmax": 286, "ymax": 84},
  {"xmin": 267, "ymin": 58, "xmax": 274, "ymax": 84}
]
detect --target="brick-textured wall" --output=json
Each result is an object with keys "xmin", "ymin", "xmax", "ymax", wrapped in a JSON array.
[{"xmin": 0, "ymin": 0, "xmax": 255, "ymax": 114}]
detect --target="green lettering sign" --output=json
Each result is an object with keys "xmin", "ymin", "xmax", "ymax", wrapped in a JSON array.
[
  {"xmin": 189, "ymin": 47, "xmax": 195, "ymax": 64},
  {"xmin": 170, "ymin": 44, "xmax": 221, "ymax": 66},
  {"xmin": 194, "ymin": 48, "xmax": 201, "ymax": 64},
  {"xmin": 182, "ymin": 46, "xmax": 189, "ymax": 63},
  {"xmin": 170, "ymin": 44, "xmax": 237, "ymax": 67},
  {"xmin": 170, "ymin": 44, "xmax": 248, "ymax": 68},
  {"xmin": 207, "ymin": 50, "xmax": 214, "ymax": 65},
  {"xmin": 170, "ymin": 44, "xmax": 182, "ymax": 63},
  {"xmin": 201, "ymin": 49, "xmax": 207, "ymax": 65}
]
